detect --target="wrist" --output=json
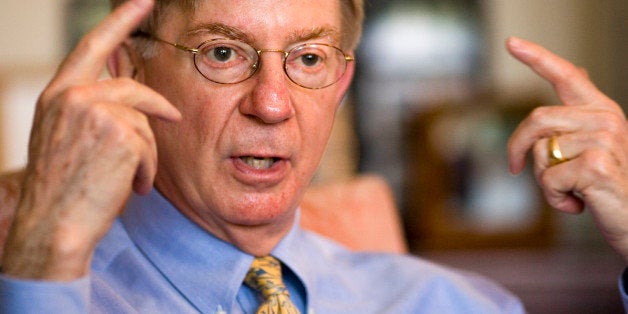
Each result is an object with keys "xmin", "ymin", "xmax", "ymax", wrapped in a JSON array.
[{"xmin": 2, "ymin": 215, "xmax": 96, "ymax": 282}]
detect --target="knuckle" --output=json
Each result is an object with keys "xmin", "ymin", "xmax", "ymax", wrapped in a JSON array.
[
  {"xmin": 86, "ymin": 103, "xmax": 114, "ymax": 124},
  {"xmin": 538, "ymin": 168, "xmax": 553, "ymax": 187},
  {"xmin": 36, "ymin": 87, "xmax": 92, "ymax": 123},
  {"xmin": 601, "ymin": 113, "xmax": 626, "ymax": 134},
  {"xmin": 102, "ymin": 111, "xmax": 143, "ymax": 145},
  {"xmin": 75, "ymin": 33, "xmax": 101, "ymax": 57},
  {"xmin": 37, "ymin": 85, "xmax": 88, "ymax": 115},
  {"xmin": 115, "ymin": 136, "xmax": 141, "ymax": 160},
  {"xmin": 527, "ymin": 106, "xmax": 551, "ymax": 125},
  {"xmin": 560, "ymin": 64, "xmax": 585, "ymax": 81},
  {"xmin": 532, "ymin": 139, "xmax": 546, "ymax": 159},
  {"xmin": 56, "ymin": 86, "xmax": 92, "ymax": 110},
  {"xmin": 92, "ymin": 110, "xmax": 136, "ymax": 145},
  {"xmin": 580, "ymin": 150, "xmax": 612, "ymax": 178},
  {"xmin": 595, "ymin": 130, "xmax": 615, "ymax": 149},
  {"xmin": 37, "ymin": 89, "xmax": 56, "ymax": 108},
  {"xmin": 110, "ymin": 122, "xmax": 134, "ymax": 143},
  {"xmin": 62, "ymin": 101, "xmax": 118, "ymax": 137}
]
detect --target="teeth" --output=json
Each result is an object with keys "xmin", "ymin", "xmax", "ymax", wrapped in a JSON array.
[{"xmin": 240, "ymin": 156, "xmax": 275, "ymax": 169}]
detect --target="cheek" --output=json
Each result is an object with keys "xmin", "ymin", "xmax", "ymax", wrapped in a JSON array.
[
  {"xmin": 156, "ymin": 98, "xmax": 228, "ymax": 164},
  {"xmin": 143, "ymin": 67, "xmax": 232, "ymax": 150},
  {"xmin": 146, "ymin": 90, "xmax": 218, "ymax": 175},
  {"xmin": 299, "ymin": 94, "xmax": 340, "ymax": 158}
]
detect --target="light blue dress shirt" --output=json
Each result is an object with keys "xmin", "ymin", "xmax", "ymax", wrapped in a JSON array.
[{"xmin": 1, "ymin": 189, "xmax": 530, "ymax": 313}]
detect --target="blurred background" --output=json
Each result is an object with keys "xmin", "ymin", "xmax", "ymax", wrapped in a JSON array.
[{"xmin": 0, "ymin": 0, "xmax": 626, "ymax": 312}]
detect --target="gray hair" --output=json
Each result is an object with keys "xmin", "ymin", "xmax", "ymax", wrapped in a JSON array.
[{"xmin": 111, "ymin": 0, "xmax": 364, "ymax": 53}]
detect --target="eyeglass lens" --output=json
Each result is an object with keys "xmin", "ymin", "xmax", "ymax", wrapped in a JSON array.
[{"xmin": 193, "ymin": 39, "xmax": 349, "ymax": 89}]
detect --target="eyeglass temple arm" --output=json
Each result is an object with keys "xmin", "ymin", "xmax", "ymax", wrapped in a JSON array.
[{"xmin": 131, "ymin": 30, "xmax": 199, "ymax": 54}]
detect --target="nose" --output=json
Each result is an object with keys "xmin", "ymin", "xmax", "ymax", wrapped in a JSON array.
[{"xmin": 239, "ymin": 52, "xmax": 294, "ymax": 124}]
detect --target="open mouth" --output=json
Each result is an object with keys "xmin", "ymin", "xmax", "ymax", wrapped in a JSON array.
[{"xmin": 239, "ymin": 156, "xmax": 280, "ymax": 170}]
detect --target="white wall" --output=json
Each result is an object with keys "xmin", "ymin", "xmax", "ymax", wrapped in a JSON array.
[
  {"xmin": 0, "ymin": 0, "xmax": 66, "ymax": 67},
  {"xmin": 484, "ymin": 0, "xmax": 585, "ymax": 100},
  {"xmin": 484, "ymin": 0, "xmax": 620, "ymax": 104},
  {"xmin": 0, "ymin": 0, "xmax": 67, "ymax": 171}
]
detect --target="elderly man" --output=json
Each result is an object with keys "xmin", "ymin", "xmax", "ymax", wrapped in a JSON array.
[{"xmin": 2, "ymin": 0, "xmax": 628, "ymax": 313}]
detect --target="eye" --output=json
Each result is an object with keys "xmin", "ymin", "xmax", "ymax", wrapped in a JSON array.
[
  {"xmin": 197, "ymin": 39, "xmax": 257, "ymax": 69},
  {"xmin": 288, "ymin": 45, "xmax": 328, "ymax": 70},
  {"xmin": 211, "ymin": 46, "xmax": 235, "ymax": 62},
  {"xmin": 300, "ymin": 53, "xmax": 322, "ymax": 67},
  {"xmin": 203, "ymin": 45, "xmax": 241, "ymax": 65}
]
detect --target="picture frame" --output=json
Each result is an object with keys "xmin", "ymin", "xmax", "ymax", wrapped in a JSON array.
[{"xmin": 403, "ymin": 97, "xmax": 554, "ymax": 250}]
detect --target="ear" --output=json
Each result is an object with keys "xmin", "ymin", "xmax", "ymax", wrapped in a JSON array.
[
  {"xmin": 107, "ymin": 40, "xmax": 141, "ymax": 79},
  {"xmin": 334, "ymin": 54, "xmax": 356, "ymax": 105}
]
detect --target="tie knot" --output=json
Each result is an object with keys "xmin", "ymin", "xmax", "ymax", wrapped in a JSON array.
[{"xmin": 245, "ymin": 256, "xmax": 290, "ymax": 299}]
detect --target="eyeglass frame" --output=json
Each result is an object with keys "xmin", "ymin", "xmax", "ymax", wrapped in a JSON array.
[{"xmin": 132, "ymin": 31, "xmax": 355, "ymax": 89}]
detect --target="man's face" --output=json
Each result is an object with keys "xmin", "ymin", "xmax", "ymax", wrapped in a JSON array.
[{"xmin": 136, "ymin": 0, "xmax": 353, "ymax": 239}]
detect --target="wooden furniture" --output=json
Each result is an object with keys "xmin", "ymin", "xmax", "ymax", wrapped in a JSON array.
[
  {"xmin": 423, "ymin": 246, "xmax": 625, "ymax": 313},
  {"xmin": 403, "ymin": 99, "xmax": 555, "ymax": 250}
]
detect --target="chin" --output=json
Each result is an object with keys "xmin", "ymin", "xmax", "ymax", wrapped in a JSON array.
[{"xmin": 240, "ymin": 204, "xmax": 297, "ymax": 225}]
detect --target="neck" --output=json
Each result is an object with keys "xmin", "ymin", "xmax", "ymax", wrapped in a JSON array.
[
  {"xmin": 222, "ymin": 220, "xmax": 295, "ymax": 256},
  {"xmin": 181, "ymin": 205, "xmax": 297, "ymax": 257},
  {"xmin": 153, "ymin": 180, "xmax": 300, "ymax": 257}
]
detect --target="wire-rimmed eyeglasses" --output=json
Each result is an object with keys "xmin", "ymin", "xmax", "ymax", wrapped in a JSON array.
[{"xmin": 134, "ymin": 31, "xmax": 354, "ymax": 89}]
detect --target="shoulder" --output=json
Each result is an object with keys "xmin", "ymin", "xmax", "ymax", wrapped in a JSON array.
[
  {"xmin": 300, "ymin": 228, "xmax": 447, "ymax": 275},
  {"xmin": 299, "ymin": 230, "xmax": 524, "ymax": 313}
]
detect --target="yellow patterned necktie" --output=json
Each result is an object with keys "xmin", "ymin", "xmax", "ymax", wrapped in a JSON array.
[{"xmin": 244, "ymin": 256, "xmax": 301, "ymax": 314}]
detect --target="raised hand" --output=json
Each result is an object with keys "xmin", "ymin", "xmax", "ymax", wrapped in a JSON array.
[
  {"xmin": 507, "ymin": 37, "xmax": 628, "ymax": 263},
  {"xmin": 1, "ymin": 0, "xmax": 181, "ymax": 281}
]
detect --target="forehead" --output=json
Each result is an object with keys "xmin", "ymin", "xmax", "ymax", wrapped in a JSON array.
[{"xmin": 163, "ymin": 0, "xmax": 343, "ymax": 45}]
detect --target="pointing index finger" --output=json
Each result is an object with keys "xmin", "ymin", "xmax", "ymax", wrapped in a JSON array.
[
  {"xmin": 506, "ymin": 36, "xmax": 600, "ymax": 107},
  {"xmin": 50, "ymin": 0, "xmax": 154, "ymax": 92}
]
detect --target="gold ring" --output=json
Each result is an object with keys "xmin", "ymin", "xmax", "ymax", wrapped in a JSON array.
[{"xmin": 548, "ymin": 135, "xmax": 568, "ymax": 166}]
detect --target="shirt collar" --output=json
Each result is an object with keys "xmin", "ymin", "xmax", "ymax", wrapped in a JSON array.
[
  {"xmin": 272, "ymin": 211, "xmax": 318, "ymax": 311},
  {"xmin": 119, "ymin": 189, "xmax": 313, "ymax": 313},
  {"xmin": 121, "ymin": 189, "xmax": 254, "ymax": 313}
]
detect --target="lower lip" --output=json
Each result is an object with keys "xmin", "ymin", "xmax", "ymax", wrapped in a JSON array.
[{"xmin": 230, "ymin": 157, "xmax": 289, "ymax": 187}]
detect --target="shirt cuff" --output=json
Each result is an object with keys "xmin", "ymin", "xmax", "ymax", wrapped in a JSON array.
[{"xmin": 0, "ymin": 273, "xmax": 90, "ymax": 313}]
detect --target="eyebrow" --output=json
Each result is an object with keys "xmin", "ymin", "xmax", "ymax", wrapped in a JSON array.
[
  {"xmin": 187, "ymin": 23, "xmax": 253, "ymax": 43},
  {"xmin": 185, "ymin": 22, "xmax": 341, "ymax": 46}
]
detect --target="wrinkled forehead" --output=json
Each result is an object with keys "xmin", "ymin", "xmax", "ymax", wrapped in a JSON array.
[
  {"xmin": 112, "ymin": 0, "xmax": 362, "ymax": 50},
  {"xmin": 159, "ymin": 1, "xmax": 344, "ymax": 46}
]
